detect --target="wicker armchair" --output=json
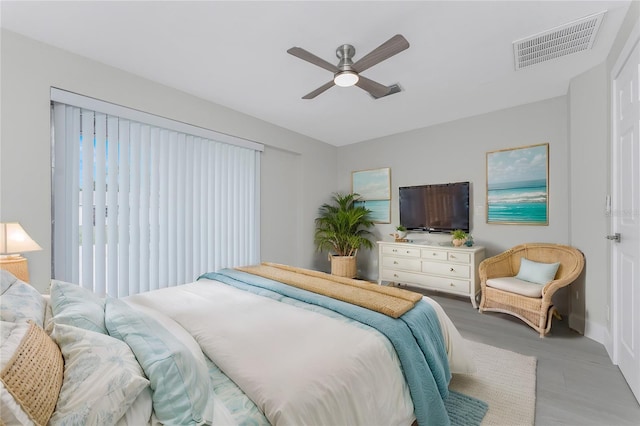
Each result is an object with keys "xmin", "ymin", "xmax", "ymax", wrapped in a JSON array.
[{"xmin": 479, "ymin": 243, "xmax": 584, "ymax": 337}]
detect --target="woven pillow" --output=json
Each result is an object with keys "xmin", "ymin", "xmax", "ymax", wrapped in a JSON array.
[{"xmin": 0, "ymin": 321, "xmax": 63, "ymax": 425}]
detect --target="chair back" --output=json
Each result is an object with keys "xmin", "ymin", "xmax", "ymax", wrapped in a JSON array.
[{"xmin": 507, "ymin": 243, "xmax": 584, "ymax": 283}]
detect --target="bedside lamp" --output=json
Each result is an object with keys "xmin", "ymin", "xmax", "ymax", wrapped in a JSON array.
[{"xmin": 0, "ymin": 222, "xmax": 42, "ymax": 283}]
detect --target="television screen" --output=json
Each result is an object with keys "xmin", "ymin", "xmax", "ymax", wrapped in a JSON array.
[{"xmin": 399, "ymin": 182, "xmax": 470, "ymax": 232}]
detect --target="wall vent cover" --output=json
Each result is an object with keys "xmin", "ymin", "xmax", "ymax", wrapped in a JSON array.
[{"xmin": 513, "ymin": 11, "xmax": 606, "ymax": 70}]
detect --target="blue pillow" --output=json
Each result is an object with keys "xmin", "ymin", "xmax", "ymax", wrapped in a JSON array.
[
  {"xmin": 515, "ymin": 258, "xmax": 560, "ymax": 285},
  {"xmin": 50, "ymin": 280, "xmax": 107, "ymax": 334},
  {"xmin": 104, "ymin": 297, "xmax": 211, "ymax": 425}
]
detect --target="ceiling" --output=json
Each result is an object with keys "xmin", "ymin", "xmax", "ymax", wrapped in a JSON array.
[{"xmin": 0, "ymin": 1, "xmax": 632, "ymax": 146}]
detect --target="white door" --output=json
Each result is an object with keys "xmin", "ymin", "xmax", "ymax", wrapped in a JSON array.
[{"xmin": 612, "ymin": 30, "xmax": 640, "ymax": 403}]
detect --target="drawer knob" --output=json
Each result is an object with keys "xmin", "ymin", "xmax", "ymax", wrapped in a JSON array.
[
  {"xmin": 432, "ymin": 253, "xmax": 437, "ymax": 256},
  {"xmin": 393, "ymin": 261, "xmax": 398, "ymax": 264},
  {"xmin": 449, "ymin": 282, "xmax": 455, "ymax": 287},
  {"xmin": 392, "ymin": 249, "xmax": 397, "ymax": 253},
  {"xmin": 393, "ymin": 274, "xmax": 399, "ymax": 278},
  {"xmin": 450, "ymin": 255, "xmax": 456, "ymax": 259},
  {"xmin": 450, "ymin": 267, "xmax": 455, "ymax": 272},
  {"xmin": 406, "ymin": 251, "xmax": 411, "ymax": 254}
]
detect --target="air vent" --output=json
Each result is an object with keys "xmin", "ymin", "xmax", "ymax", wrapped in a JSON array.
[{"xmin": 513, "ymin": 11, "xmax": 606, "ymax": 70}]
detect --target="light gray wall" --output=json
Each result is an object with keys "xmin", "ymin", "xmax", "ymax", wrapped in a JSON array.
[
  {"xmin": 0, "ymin": 30, "xmax": 337, "ymax": 293},
  {"xmin": 337, "ymin": 97, "xmax": 571, "ymax": 312},
  {"xmin": 567, "ymin": 63, "xmax": 608, "ymax": 338}
]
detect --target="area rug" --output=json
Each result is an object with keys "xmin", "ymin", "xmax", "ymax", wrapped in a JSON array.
[{"xmin": 449, "ymin": 339, "xmax": 537, "ymax": 425}]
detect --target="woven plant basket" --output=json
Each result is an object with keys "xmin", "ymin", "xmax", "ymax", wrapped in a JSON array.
[{"xmin": 330, "ymin": 255, "xmax": 357, "ymax": 278}]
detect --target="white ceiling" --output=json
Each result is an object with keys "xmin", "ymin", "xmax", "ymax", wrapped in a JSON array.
[{"xmin": 0, "ymin": 1, "xmax": 632, "ymax": 146}]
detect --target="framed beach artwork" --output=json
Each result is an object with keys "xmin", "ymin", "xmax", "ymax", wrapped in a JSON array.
[
  {"xmin": 486, "ymin": 143, "xmax": 549, "ymax": 225},
  {"xmin": 352, "ymin": 167, "xmax": 391, "ymax": 223}
]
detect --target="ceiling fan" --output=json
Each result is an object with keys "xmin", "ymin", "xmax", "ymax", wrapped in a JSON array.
[{"xmin": 287, "ymin": 34, "xmax": 410, "ymax": 100}]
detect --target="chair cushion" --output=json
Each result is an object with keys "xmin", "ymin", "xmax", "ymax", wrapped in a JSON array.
[
  {"xmin": 515, "ymin": 257, "xmax": 560, "ymax": 285},
  {"xmin": 486, "ymin": 277, "xmax": 543, "ymax": 298}
]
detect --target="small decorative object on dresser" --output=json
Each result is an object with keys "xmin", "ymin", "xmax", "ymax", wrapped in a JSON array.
[
  {"xmin": 377, "ymin": 241, "xmax": 485, "ymax": 308},
  {"xmin": 390, "ymin": 225, "xmax": 408, "ymax": 242},
  {"xmin": 451, "ymin": 229, "xmax": 468, "ymax": 247}
]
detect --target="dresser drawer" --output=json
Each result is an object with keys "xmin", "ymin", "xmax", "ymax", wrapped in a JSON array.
[
  {"xmin": 447, "ymin": 251, "xmax": 471, "ymax": 263},
  {"xmin": 382, "ymin": 245, "xmax": 421, "ymax": 257},
  {"xmin": 422, "ymin": 261, "xmax": 470, "ymax": 279},
  {"xmin": 426, "ymin": 276, "xmax": 470, "ymax": 294},
  {"xmin": 421, "ymin": 248, "xmax": 447, "ymax": 260},
  {"xmin": 381, "ymin": 269, "xmax": 431, "ymax": 286},
  {"xmin": 382, "ymin": 256, "xmax": 422, "ymax": 272}
]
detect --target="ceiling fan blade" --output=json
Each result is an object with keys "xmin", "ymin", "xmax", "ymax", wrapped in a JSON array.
[
  {"xmin": 287, "ymin": 47, "xmax": 339, "ymax": 73},
  {"xmin": 352, "ymin": 34, "xmax": 410, "ymax": 73},
  {"xmin": 302, "ymin": 80, "xmax": 336, "ymax": 99},
  {"xmin": 355, "ymin": 76, "xmax": 391, "ymax": 98}
]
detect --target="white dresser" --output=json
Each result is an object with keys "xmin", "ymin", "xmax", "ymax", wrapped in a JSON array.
[{"xmin": 377, "ymin": 241, "xmax": 485, "ymax": 308}]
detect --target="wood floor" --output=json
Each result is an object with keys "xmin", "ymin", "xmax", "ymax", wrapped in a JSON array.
[{"xmin": 412, "ymin": 288, "xmax": 640, "ymax": 426}]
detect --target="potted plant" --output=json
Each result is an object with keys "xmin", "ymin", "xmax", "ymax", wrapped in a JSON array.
[
  {"xmin": 391, "ymin": 225, "xmax": 408, "ymax": 240},
  {"xmin": 314, "ymin": 193, "xmax": 375, "ymax": 278},
  {"xmin": 451, "ymin": 229, "xmax": 467, "ymax": 247}
]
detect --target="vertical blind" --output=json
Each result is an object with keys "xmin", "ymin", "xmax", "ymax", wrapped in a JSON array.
[{"xmin": 51, "ymin": 92, "xmax": 262, "ymax": 297}]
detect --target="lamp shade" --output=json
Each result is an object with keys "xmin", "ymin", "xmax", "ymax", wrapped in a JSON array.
[{"xmin": 0, "ymin": 223, "xmax": 42, "ymax": 255}]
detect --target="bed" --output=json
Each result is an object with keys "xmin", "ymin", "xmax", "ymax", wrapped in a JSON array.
[{"xmin": 0, "ymin": 263, "xmax": 475, "ymax": 426}]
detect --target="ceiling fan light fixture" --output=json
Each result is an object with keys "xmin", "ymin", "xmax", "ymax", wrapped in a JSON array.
[{"xmin": 334, "ymin": 71, "xmax": 359, "ymax": 87}]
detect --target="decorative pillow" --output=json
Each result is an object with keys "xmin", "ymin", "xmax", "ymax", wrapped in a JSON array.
[
  {"xmin": 43, "ymin": 295, "xmax": 54, "ymax": 335},
  {"xmin": 123, "ymin": 298, "xmax": 211, "ymax": 370},
  {"xmin": 0, "ymin": 381, "xmax": 33, "ymax": 426},
  {"xmin": 1, "ymin": 269, "xmax": 18, "ymax": 294},
  {"xmin": 48, "ymin": 323, "xmax": 149, "ymax": 425},
  {"xmin": 0, "ymin": 271, "xmax": 46, "ymax": 327},
  {"xmin": 115, "ymin": 386, "xmax": 153, "ymax": 426},
  {"xmin": 105, "ymin": 297, "xmax": 212, "ymax": 425},
  {"xmin": 0, "ymin": 321, "xmax": 63, "ymax": 426},
  {"xmin": 515, "ymin": 257, "xmax": 561, "ymax": 285},
  {"xmin": 50, "ymin": 279, "xmax": 107, "ymax": 334}
]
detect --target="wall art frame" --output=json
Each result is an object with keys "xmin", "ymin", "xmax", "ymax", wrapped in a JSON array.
[
  {"xmin": 352, "ymin": 167, "xmax": 391, "ymax": 224},
  {"xmin": 486, "ymin": 143, "xmax": 549, "ymax": 225}
]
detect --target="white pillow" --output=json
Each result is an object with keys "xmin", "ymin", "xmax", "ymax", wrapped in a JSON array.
[
  {"xmin": 0, "ymin": 381, "xmax": 34, "ymax": 426},
  {"xmin": 115, "ymin": 386, "xmax": 153, "ymax": 426},
  {"xmin": 0, "ymin": 271, "xmax": 46, "ymax": 327},
  {"xmin": 49, "ymin": 323, "xmax": 149, "ymax": 425}
]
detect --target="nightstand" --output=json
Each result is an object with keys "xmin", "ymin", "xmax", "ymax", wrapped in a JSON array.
[{"xmin": 0, "ymin": 257, "xmax": 30, "ymax": 283}]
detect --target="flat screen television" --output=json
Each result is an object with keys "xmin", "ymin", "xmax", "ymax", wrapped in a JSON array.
[{"xmin": 399, "ymin": 181, "xmax": 470, "ymax": 232}]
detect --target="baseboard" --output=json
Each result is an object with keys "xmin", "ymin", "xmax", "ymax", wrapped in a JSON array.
[
  {"xmin": 570, "ymin": 313, "xmax": 615, "ymax": 363},
  {"xmin": 568, "ymin": 312, "xmax": 585, "ymax": 334},
  {"xmin": 569, "ymin": 313, "xmax": 611, "ymax": 351}
]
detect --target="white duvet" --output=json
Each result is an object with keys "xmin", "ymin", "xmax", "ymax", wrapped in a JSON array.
[{"xmin": 125, "ymin": 279, "xmax": 474, "ymax": 425}]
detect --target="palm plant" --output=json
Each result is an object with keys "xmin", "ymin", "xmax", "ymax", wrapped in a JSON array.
[{"xmin": 314, "ymin": 193, "xmax": 375, "ymax": 257}]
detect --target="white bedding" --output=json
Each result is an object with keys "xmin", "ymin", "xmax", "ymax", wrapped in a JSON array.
[{"xmin": 124, "ymin": 278, "xmax": 475, "ymax": 425}]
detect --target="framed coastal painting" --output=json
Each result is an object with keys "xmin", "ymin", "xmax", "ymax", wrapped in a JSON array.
[
  {"xmin": 352, "ymin": 167, "xmax": 391, "ymax": 223},
  {"xmin": 486, "ymin": 143, "xmax": 549, "ymax": 225}
]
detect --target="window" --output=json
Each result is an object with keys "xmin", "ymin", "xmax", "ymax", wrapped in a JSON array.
[{"xmin": 51, "ymin": 89, "xmax": 262, "ymax": 297}]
